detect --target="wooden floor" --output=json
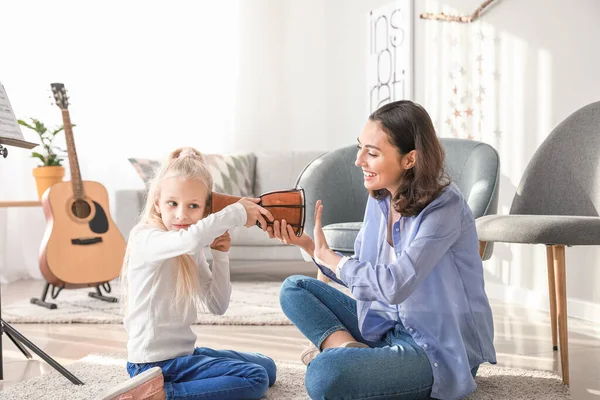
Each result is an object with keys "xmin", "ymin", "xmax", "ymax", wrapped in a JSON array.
[{"xmin": 0, "ymin": 261, "xmax": 599, "ymax": 399}]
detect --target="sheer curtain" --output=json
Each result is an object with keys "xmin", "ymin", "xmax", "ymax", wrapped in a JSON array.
[{"xmin": 0, "ymin": 0, "xmax": 241, "ymax": 283}]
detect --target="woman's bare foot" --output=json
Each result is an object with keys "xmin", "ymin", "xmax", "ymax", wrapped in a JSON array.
[
  {"xmin": 301, "ymin": 336, "xmax": 370, "ymax": 365},
  {"xmin": 320, "ymin": 330, "xmax": 357, "ymax": 349}
]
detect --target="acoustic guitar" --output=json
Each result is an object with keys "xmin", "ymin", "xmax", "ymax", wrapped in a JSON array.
[{"xmin": 33, "ymin": 83, "xmax": 125, "ymax": 309}]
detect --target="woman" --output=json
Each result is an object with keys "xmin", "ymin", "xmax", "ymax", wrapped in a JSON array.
[{"xmin": 268, "ymin": 100, "xmax": 496, "ymax": 400}]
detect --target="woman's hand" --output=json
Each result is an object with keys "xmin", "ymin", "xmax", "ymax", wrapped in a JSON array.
[
  {"xmin": 313, "ymin": 200, "xmax": 341, "ymax": 271},
  {"xmin": 237, "ymin": 198, "xmax": 274, "ymax": 230},
  {"xmin": 267, "ymin": 219, "xmax": 315, "ymax": 257},
  {"xmin": 210, "ymin": 232, "xmax": 231, "ymax": 252},
  {"xmin": 313, "ymin": 200, "xmax": 329, "ymax": 255}
]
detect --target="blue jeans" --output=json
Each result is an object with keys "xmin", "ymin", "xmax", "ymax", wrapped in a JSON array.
[
  {"xmin": 280, "ymin": 275, "xmax": 434, "ymax": 400},
  {"xmin": 127, "ymin": 347, "xmax": 276, "ymax": 400}
]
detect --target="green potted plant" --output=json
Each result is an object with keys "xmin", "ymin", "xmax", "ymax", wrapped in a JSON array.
[{"xmin": 18, "ymin": 118, "xmax": 70, "ymax": 199}]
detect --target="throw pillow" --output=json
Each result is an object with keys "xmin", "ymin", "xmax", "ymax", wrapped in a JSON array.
[
  {"xmin": 128, "ymin": 153, "xmax": 256, "ymax": 197},
  {"xmin": 128, "ymin": 158, "xmax": 160, "ymax": 188},
  {"xmin": 203, "ymin": 153, "xmax": 256, "ymax": 197}
]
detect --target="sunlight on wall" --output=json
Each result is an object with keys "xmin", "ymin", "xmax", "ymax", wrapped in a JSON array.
[
  {"xmin": 536, "ymin": 49, "xmax": 553, "ymax": 147},
  {"xmin": 422, "ymin": 1, "xmax": 555, "ymax": 301}
]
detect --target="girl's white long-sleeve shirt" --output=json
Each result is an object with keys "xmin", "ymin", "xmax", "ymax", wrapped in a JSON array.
[{"xmin": 124, "ymin": 203, "xmax": 246, "ymax": 363}]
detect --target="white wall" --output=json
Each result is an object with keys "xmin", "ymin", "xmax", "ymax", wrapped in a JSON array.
[
  {"xmin": 2, "ymin": 0, "xmax": 243, "ymax": 192},
  {"xmin": 280, "ymin": 0, "xmax": 390, "ymax": 151},
  {"xmin": 2, "ymin": 0, "xmax": 600, "ymax": 323},
  {"xmin": 232, "ymin": 1, "xmax": 285, "ymax": 152}
]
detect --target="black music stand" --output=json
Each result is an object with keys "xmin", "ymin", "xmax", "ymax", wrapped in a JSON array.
[{"xmin": 0, "ymin": 145, "xmax": 83, "ymax": 384}]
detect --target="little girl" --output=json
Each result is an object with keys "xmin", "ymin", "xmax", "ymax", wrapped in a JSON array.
[{"xmin": 97, "ymin": 147, "xmax": 276, "ymax": 400}]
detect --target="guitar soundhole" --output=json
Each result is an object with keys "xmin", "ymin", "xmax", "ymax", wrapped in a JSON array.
[{"xmin": 71, "ymin": 199, "xmax": 92, "ymax": 219}]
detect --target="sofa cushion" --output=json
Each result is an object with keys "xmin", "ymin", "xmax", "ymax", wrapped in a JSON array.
[
  {"xmin": 128, "ymin": 153, "xmax": 256, "ymax": 197},
  {"xmin": 228, "ymin": 225, "xmax": 284, "ymax": 246},
  {"xmin": 323, "ymin": 222, "xmax": 362, "ymax": 255}
]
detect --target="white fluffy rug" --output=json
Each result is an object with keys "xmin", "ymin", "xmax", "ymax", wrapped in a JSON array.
[
  {"xmin": 2, "ymin": 281, "xmax": 291, "ymax": 325},
  {"xmin": 0, "ymin": 353, "xmax": 570, "ymax": 400}
]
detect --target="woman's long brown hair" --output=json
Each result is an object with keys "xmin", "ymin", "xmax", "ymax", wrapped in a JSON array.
[{"xmin": 369, "ymin": 100, "xmax": 450, "ymax": 216}]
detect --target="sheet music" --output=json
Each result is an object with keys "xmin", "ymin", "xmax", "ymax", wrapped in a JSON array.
[
  {"xmin": 0, "ymin": 82, "xmax": 37, "ymax": 149},
  {"xmin": 0, "ymin": 83, "xmax": 25, "ymax": 140}
]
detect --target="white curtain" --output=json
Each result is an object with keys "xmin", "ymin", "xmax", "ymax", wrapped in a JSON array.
[
  {"xmin": 0, "ymin": 148, "xmax": 46, "ymax": 283},
  {"xmin": 0, "ymin": 0, "xmax": 242, "ymax": 283}
]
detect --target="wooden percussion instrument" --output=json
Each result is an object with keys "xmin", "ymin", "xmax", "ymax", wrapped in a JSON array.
[{"xmin": 211, "ymin": 188, "xmax": 305, "ymax": 236}]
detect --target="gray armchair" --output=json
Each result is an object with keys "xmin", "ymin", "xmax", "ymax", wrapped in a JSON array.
[
  {"xmin": 296, "ymin": 137, "xmax": 500, "ymax": 259},
  {"xmin": 476, "ymin": 101, "xmax": 600, "ymax": 386}
]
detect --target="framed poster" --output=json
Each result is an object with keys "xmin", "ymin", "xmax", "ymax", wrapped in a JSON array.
[{"xmin": 367, "ymin": 0, "xmax": 413, "ymax": 114}]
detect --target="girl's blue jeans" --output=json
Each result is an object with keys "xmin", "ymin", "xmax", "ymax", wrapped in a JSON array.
[
  {"xmin": 279, "ymin": 274, "xmax": 436, "ymax": 400},
  {"xmin": 127, "ymin": 347, "xmax": 276, "ymax": 400}
]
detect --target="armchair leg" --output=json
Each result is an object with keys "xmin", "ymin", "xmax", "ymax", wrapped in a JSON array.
[
  {"xmin": 546, "ymin": 246, "xmax": 558, "ymax": 351},
  {"xmin": 478, "ymin": 241, "xmax": 487, "ymax": 259},
  {"xmin": 553, "ymin": 245, "xmax": 570, "ymax": 386}
]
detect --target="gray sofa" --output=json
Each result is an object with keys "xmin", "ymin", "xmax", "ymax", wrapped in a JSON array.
[
  {"xmin": 115, "ymin": 151, "xmax": 324, "ymax": 260},
  {"xmin": 116, "ymin": 138, "xmax": 499, "ymax": 262}
]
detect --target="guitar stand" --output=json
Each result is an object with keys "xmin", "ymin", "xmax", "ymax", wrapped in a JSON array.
[
  {"xmin": 88, "ymin": 282, "xmax": 118, "ymax": 303},
  {"xmin": 31, "ymin": 282, "xmax": 117, "ymax": 309}
]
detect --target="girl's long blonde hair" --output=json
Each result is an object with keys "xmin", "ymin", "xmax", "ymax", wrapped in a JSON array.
[{"xmin": 121, "ymin": 147, "xmax": 214, "ymax": 314}]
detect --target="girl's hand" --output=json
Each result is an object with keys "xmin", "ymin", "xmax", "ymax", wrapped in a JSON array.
[
  {"xmin": 267, "ymin": 219, "xmax": 315, "ymax": 257},
  {"xmin": 237, "ymin": 198, "xmax": 274, "ymax": 230},
  {"xmin": 210, "ymin": 232, "xmax": 231, "ymax": 252}
]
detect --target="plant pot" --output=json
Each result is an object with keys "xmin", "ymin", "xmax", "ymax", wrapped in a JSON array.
[{"xmin": 33, "ymin": 166, "xmax": 65, "ymax": 200}]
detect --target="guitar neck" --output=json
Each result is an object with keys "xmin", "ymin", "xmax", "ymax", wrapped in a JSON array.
[{"xmin": 61, "ymin": 109, "xmax": 85, "ymax": 199}]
